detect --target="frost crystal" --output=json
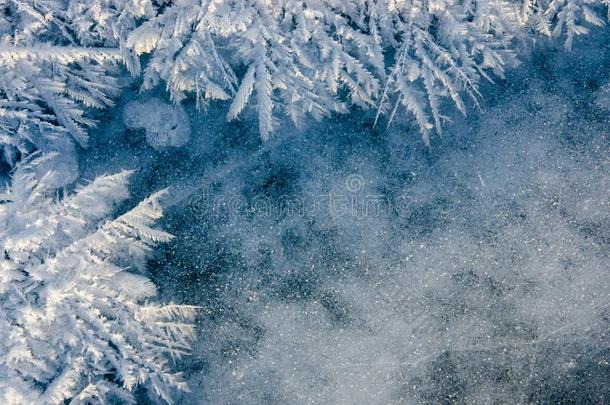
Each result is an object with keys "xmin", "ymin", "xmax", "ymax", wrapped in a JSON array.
[
  {"xmin": 0, "ymin": 155, "xmax": 196, "ymax": 404},
  {"xmin": 124, "ymin": 98, "xmax": 191, "ymax": 150}
]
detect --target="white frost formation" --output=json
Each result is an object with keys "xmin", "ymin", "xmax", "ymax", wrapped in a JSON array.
[
  {"xmin": 0, "ymin": 155, "xmax": 196, "ymax": 404},
  {"xmin": 124, "ymin": 98, "xmax": 191, "ymax": 150}
]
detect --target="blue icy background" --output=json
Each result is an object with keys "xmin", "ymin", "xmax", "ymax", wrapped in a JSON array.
[{"xmin": 78, "ymin": 32, "xmax": 610, "ymax": 404}]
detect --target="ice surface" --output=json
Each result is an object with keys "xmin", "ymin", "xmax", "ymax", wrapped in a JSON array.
[
  {"xmin": 71, "ymin": 33, "xmax": 610, "ymax": 404},
  {"xmin": 171, "ymin": 84, "xmax": 609, "ymax": 404},
  {"xmin": 596, "ymin": 83, "xmax": 610, "ymax": 112},
  {"xmin": 124, "ymin": 98, "xmax": 191, "ymax": 150}
]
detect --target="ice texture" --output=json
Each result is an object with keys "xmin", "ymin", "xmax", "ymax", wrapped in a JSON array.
[
  {"xmin": 596, "ymin": 83, "xmax": 610, "ymax": 112},
  {"xmin": 34, "ymin": 138, "xmax": 79, "ymax": 189},
  {"xmin": 171, "ymin": 85, "xmax": 609, "ymax": 404},
  {"xmin": 124, "ymin": 98, "xmax": 191, "ymax": 150},
  {"xmin": 74, "ymin": 33, "xmax": 610, "ymax": 405}
]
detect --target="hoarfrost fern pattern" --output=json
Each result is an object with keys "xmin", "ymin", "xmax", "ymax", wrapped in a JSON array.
[{"xmin": 0, "ymin": 155, "xmax": 196, "ymax": 404}]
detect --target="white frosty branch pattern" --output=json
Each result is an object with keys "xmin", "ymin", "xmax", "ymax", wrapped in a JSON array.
[{"xmin": 0, "ymin": 155, "xmax": 196, "ymax": 404}]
